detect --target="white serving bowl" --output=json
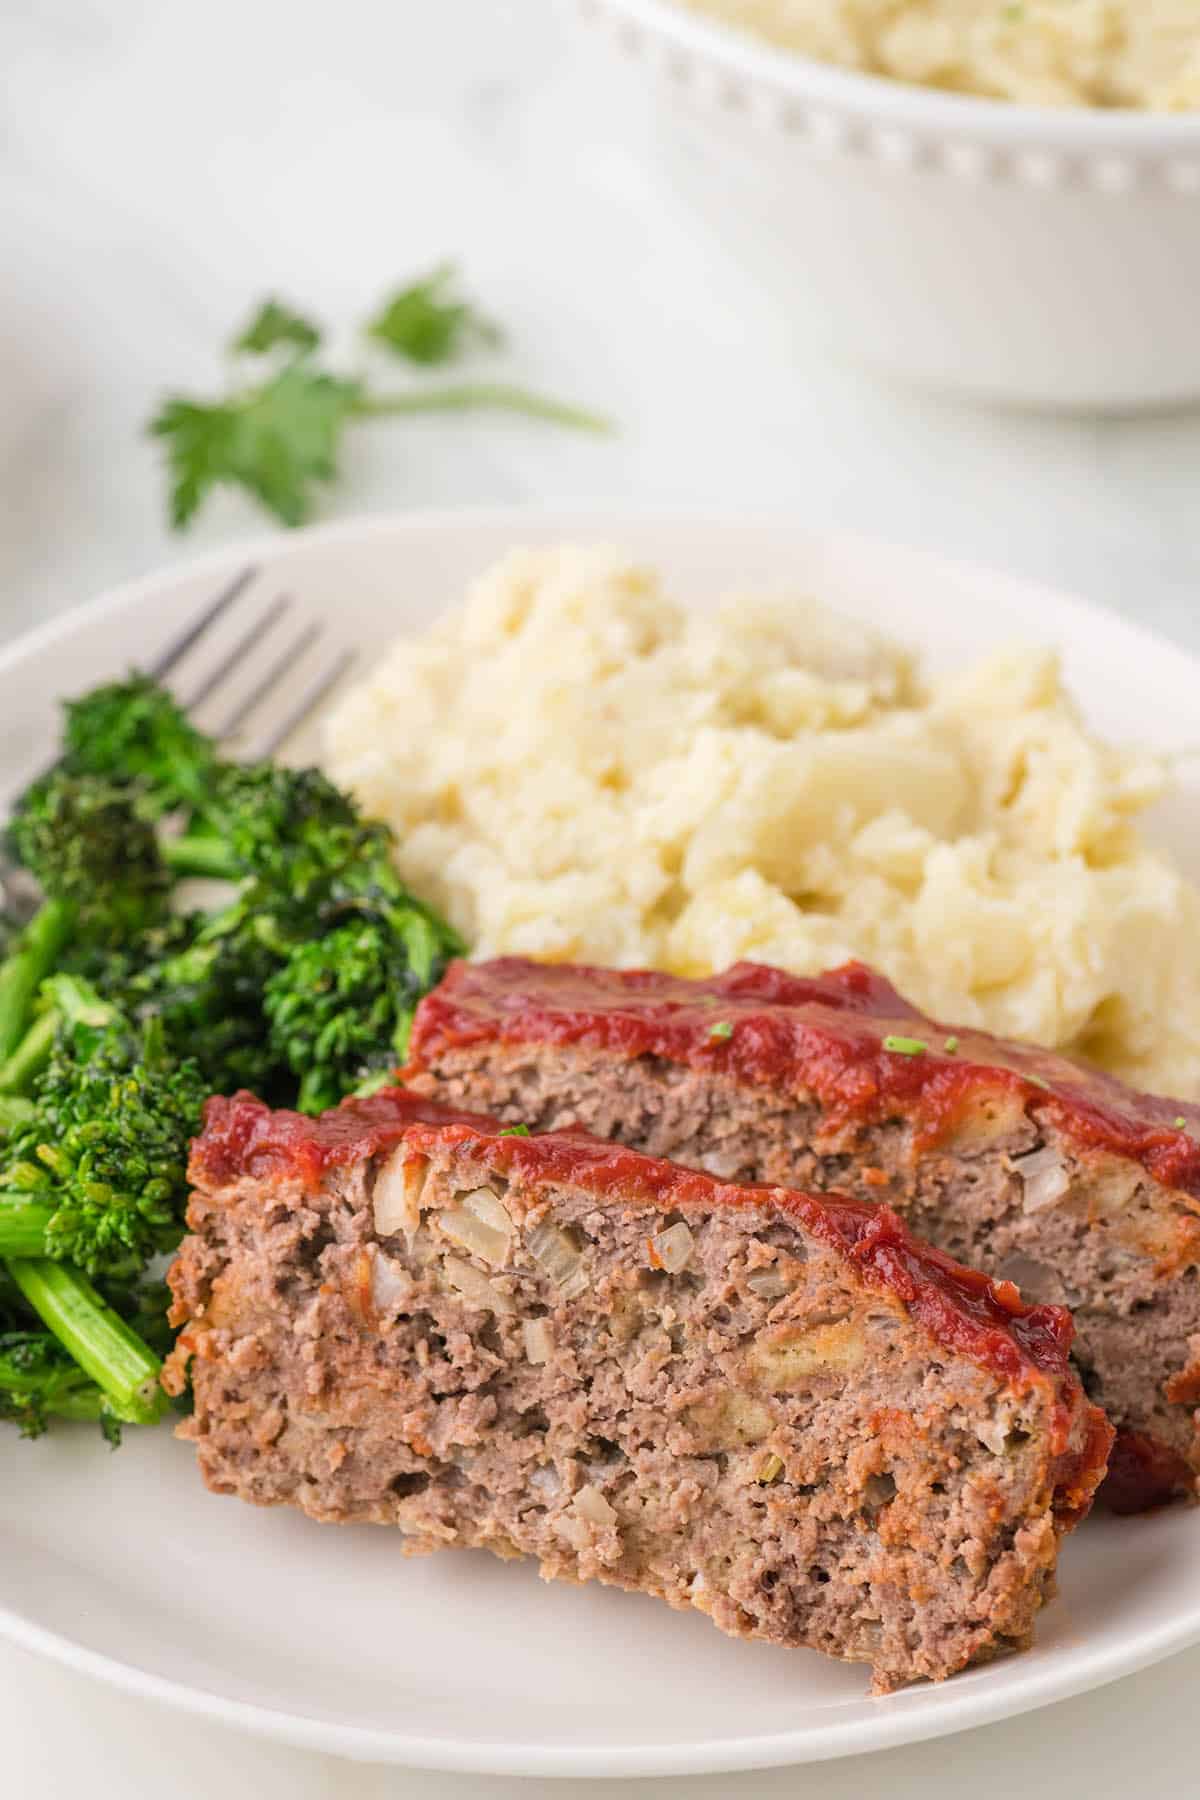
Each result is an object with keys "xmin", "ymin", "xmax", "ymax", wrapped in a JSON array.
[{"xmin": 573, "ymin": 0, "xmax": 1200, "ymax": 411}]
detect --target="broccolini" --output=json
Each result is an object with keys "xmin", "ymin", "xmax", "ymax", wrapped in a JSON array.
[{"xmin": 0, "ymin": 666, "xmax": 464, "ymax": 1441}]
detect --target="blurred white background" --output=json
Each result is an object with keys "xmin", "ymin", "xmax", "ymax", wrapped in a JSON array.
[
  {"xmin": 3, "ymin": 0, "xmax": 1199, "ymax": 1793},
  {"xmin": 3, "ymin": 0, "xmax": 1200, "ymax": 644}
]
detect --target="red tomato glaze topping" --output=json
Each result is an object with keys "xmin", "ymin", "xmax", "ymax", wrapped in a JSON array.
[
  {"xmin": 407, "ymin": 957, "xmax": 1200, "ymax": 1198},
  {"xmin": 194, "ymin": 1085, "xmax": 1099, "ymax": 1411}
]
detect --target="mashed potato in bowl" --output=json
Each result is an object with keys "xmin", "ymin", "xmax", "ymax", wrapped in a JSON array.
[
  {"xmin": 675, "ymin": 0, "xmax": 1200, "ymax": 109},
  {"xmin": 324, "ymin": 546, "xmax": 1200, "ymax": 1098}
]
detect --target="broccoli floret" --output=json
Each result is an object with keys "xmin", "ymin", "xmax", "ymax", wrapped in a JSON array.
[
  {"xmin": 162, "ymin": 760, "xmax": 462, "ymax": 1108},
  {"xmin": 58, "ymin": 673, "xmax": 215, "ymax": 815},
  {"xmin": 0, "ymin": 772, "xmax": 175, "ymax": 1085},
  {"xmin": 10, "ymin": 770, "xmax": 172, "ymax": 942},
  {"xmin": 164, "ymin": 749, "xmax": 462, "ymax": 956},
  {"xmin": 0, "ymin": 670, "xmax": 468, "ymax": 1441},
  {"xmin": 215, "ymin": 762, "xmax": 362, "ymax": 881},
  {"xmin": 60, "ymin": 912, "xmax": 200, "ymax": 1001},
  {"xmin": 0, "ymin": 914, "xmax": 201, "ymax": 1103},
  {"xmin": 0, "ymin": 975, "xmax": 207, "ymax": 1282},
  {"xmin": 132, "ymin": 906, "xmax": 289, "ymax": 1098},
  {"xmin": 166, "ymin": 759, "xmax": 373, "ymax": 894},
  {"xmin": 0, "ymin": 977, "xmax": 197, "ymax": 1427},
  {"xmin": 263, "ymin": 918, "xmax": 418, "ymax": 1114}
]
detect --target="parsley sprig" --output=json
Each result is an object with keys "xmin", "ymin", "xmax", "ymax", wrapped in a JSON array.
[
  {"xmin": 149, "ymin": 266, "xmax": 609, "ymax": 530},
  {"xmin": 366, "ymin": 262, "xmax": 502, "ymax": 365}
]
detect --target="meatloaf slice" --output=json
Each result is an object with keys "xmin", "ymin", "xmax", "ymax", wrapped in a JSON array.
[
  {"xmin": 406, "ymin": 956, "xmax": 1200, "ymax": 1512},
  {"xmin": 168, "ymin": 1087, "xmax": 1109, "ymax": 1694}
]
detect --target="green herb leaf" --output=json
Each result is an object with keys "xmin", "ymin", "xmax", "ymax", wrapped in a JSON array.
[
  {"xmin": 882, "ymin": 1035, "xmax": 926, "ymax": 1056},
  {"xmin": 232, "ymin": 298, "xmax": 322, "ymax": 358},
  {"xmin": 147, "ymin": 398, "xmax": 239, "ymax": 530},
  {"xmin": 709, "ymin": 1020, "xmax": 734, "ymax": 1041},
  {"xmin": 149, "ymin": 366, "xmax": 363, "ymax": 529},
  {"xmin": 151, "ymin": 272, "xmax": 609, "ymax": 529},
  {"xmin": 943, "ymin": 1036, "xmax": 959, "ymax": 1053},
  {"xmin": 366, "ymin": 262, "xmax": 501, "ymax": 366},
  {"xmin": 1175, "ymin": 1116, "xmax": 1187, "ymax": 1130},
  {"xmin": 499, "ymin": 1124, "xmax": 531, "ymax": 1138}
]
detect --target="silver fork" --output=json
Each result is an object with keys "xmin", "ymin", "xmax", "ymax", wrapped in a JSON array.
[
  {"xmin": 2, "ymin": 565, "xmax": 355, "ymax": 917},
  {"xmin": 145, "ymin": 564, "xmax": 354, "ymax": 759}
]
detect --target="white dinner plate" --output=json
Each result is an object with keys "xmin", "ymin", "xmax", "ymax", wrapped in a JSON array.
[{"xmin": 2, "ymin": 509, "xmax": 1199, "ymax": 1777}]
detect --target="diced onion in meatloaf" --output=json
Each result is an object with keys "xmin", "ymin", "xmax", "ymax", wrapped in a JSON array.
[
  {"xmin": 169, "ymin": 1086, "xmax": 1110, "ymax": 1695},
  {"xmin": 406, "ymin": 955, "xmax": 1200, "ymax": 1511}
]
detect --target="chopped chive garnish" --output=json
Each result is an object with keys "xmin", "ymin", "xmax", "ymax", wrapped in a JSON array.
[
  {"xmin": 709, "ymin": 1021, "xmax": 734, "ymax": 1041},
  {"xmin": 882, "ymin": 1035, "xmax": 926, "ymax": 1056},
  {"xmin": 1026, "ymin": 1075, "xmax": 1050, "ymax": 1091},
  {"xmin": 499, "ymin": 1124, "xmax": 531, "ymax": 1138},
  {"xmin": 1175, "ymin": 1117, "xmax": 1187, "ymax": 1130},
  {"xmin": 944, "ymin": 1036, "xmax": 959, "ymax": 1054}
]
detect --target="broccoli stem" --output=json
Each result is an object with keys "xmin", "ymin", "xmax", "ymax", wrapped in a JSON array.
[
  {"xmin": 0, "ymin": 1095, "xmax": 35, "ymax": 1135},
  {"xmin": 0, "ymin": 1200, "xmax": 55, "ymax": 1258},
  {"xmin": 0, "ymin": 1347, "xmax": 110, "ymax": 1426},
  {"xmin": 5, "ymin": 1259, "xmax": 167, "ymax": 1424},
  {"xmin": 2, "ymin": 1382, "xmax": 105, "ymax": 1425},
  {"xmin": 162, "ymin": 833, "xmax": 245, "ymax": 882},
  {"xmin": 0, "ymin": 899, "xmax": 72, "ymax": 1062},
  {"xmin": 0, "ymin": 1009, "xmax": 59, "ymax": 1096},
  {"xmin": 58, "ymin": 1390, "xmax": 112, "ymax": 1423},
  {"xmin": 0, "ymin": 981, "xmax": 115, "ymax": 1101}
]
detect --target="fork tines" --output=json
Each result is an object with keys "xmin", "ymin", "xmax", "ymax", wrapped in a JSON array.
[{"xmin": 148, "ymin": 565, "xmax": 353, "ymax": 755}]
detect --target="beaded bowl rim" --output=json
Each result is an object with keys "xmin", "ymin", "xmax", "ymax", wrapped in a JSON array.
[{"xmin": 576, "ymin": 0, "xmax": 1200, "ymax": 189}]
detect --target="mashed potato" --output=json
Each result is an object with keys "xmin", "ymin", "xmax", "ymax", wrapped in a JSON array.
[
  {"xmin": 677, "ymin": 0, "xmax": 1200, "ymax": 109},
  {"xmin": 324, "ymin": 546, "xmax": 1200, "ymax": 1097}
]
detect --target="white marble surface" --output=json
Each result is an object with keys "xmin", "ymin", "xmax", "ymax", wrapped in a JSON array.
[{"xmin": 3, "ymin": 0, "xmax": 1200, "ymax": 1793}]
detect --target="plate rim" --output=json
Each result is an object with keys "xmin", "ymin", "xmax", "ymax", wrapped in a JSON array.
[
  {"xmin": 3, "ymin": 500, "xmax": 1195, "ymax": 694},
  {"xmin": 2, "ymin": 503, "xmax": 1199, "ymax": 1775},
  {"xmin": 4, "ymin": 1591, "xmax": 1200, "ymax": 1776}
]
